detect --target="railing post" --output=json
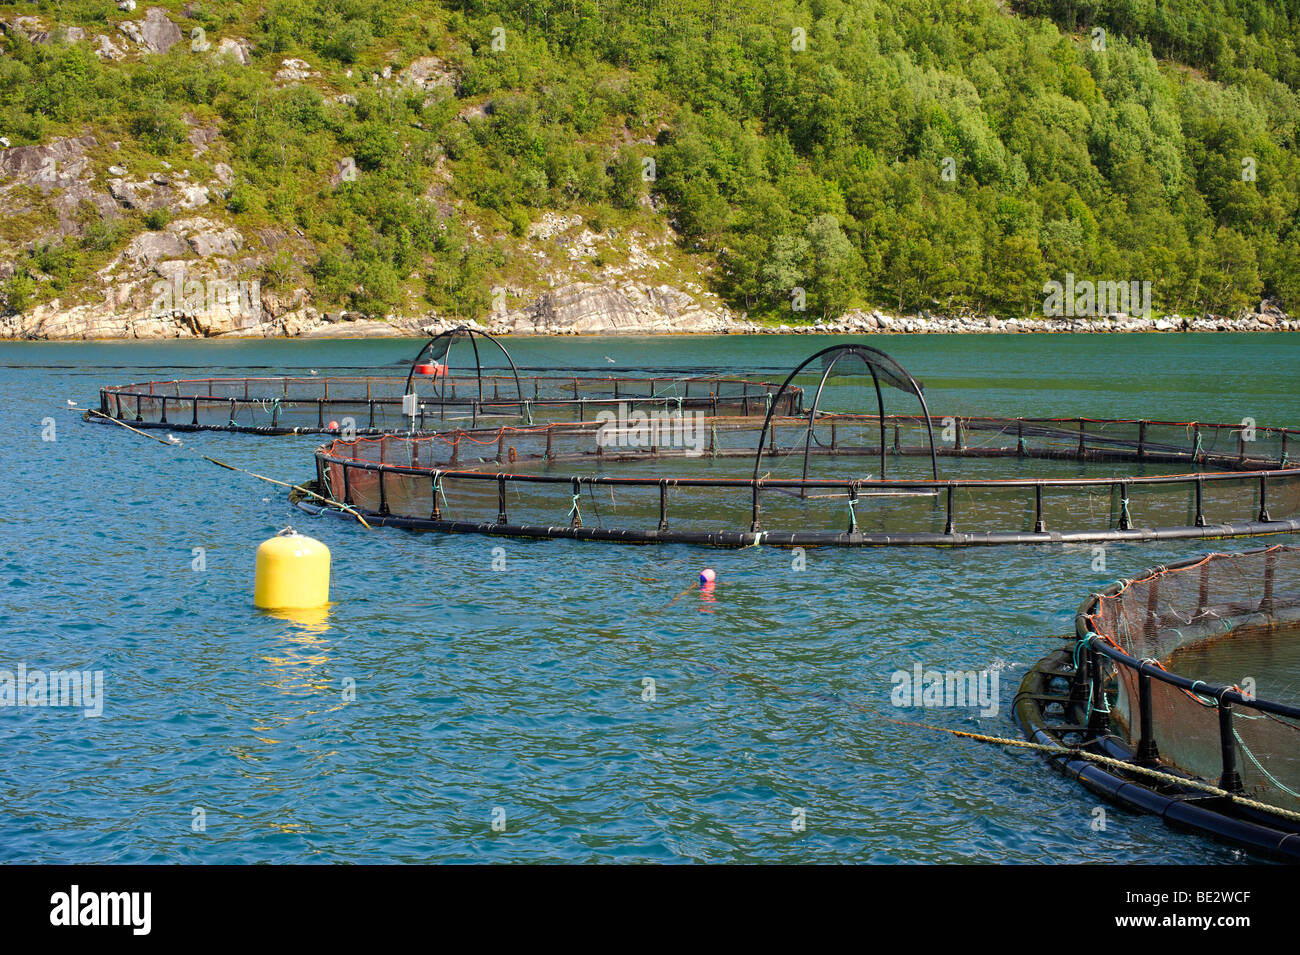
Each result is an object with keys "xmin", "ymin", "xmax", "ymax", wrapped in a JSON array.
[
  {"xmin": 750, "ymin": 481, "xmax": 762, "ymax": 532},
  {"xmin": 1258, "ymin": 474, "xmax": 1271, "ymax": 522},
  {"xmin": 431, "ymin": 470, "xmax": 442, "ymax": 520},
  {"xmin": 1117, "ymin": 480, "xmax": 1132, "ymax": 530},
  {"xmin": 658, "ymin": 480, "xmax": 668, "ymax": 531},
  {"xmin": 1135, "ymin": 666, "xmax": 1160, "ymax": 766},
  {"xmin": 1194, "ymin": 476, "xmax": 1205, "ymax": 527},
  {"xmin": 377, "ymin": 467, "xmax": 388, "ymax": 516},
  {"xmin": 497, "ymin": 474, "xmax": 507, "ymax": 524},
  {"xmin": 1033, "ymin": 484, "xmax": 1045, "ymax": 533},
  {"xmin": 944, "ymin": 483, "xmax": 955, "ymax": 535},
  {"xmin": 1217, "ymin": 695, "xmax": 1243, "ymax": 794}
]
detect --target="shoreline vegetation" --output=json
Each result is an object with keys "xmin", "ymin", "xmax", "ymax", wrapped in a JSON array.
[{"xmin": 2, "ymin": 2, "xmax": 1300, "ymax": 344}]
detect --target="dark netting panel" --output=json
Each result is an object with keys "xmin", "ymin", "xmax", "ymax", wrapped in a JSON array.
[
  {"xmin": 98, "ymin": 374, "xmax": 800, "ymax": 434},
  {"xmin": 1083, "ymin": 548, "xmax": 1300, "ymax": 813},
  {"xmin": 309, "ymin": 415, "xmax": 1300, "ymax": 546}
]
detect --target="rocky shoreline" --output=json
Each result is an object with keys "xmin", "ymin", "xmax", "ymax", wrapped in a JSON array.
[{"xmin": 2, "ymin": 281, "xmax": 1293, "ymax": 340}]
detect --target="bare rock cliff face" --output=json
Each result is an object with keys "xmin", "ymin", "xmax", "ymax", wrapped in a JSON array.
[{"xmin": 489, "ymin": 283, "xmax": 736, "ymax": 335}]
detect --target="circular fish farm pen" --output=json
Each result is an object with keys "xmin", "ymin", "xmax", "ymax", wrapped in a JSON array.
[
  {"xmin": 292, "ymin": 343, "xmax": 1300, "ymax": 547},
  {"xmin": 94, "ymin": 371, "xmax": 797, "ymax": 435},
  {"xmin": 1017, "ymin": 546, "xmax": 1300, "ymax": 861},
  {"xmin": 90, "ymin": 325, "xmax": 800, "ymax": 435},
  {"xmin": 296, "ymin": 415, "xmax": 1300, "ymax": 546}
]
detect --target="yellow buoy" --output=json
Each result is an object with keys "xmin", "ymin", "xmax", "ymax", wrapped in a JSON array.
[{"xmin": 254, "ymin": 527, "xmax": 330, "ymax": 610}]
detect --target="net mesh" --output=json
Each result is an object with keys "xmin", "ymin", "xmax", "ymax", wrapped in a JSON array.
[
  {"xmin": 1083, "ymin": 547, "xmax": 1300, "ymax": 812},
  {"xmin": 99, "ymin": 375, "xmax": 799, "ymax": 432},
  {"xmin": 313, "ymin": 415, "xmax": 1300, "ymax": 543}
]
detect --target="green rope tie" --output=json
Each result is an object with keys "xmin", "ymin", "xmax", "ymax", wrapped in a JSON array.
[
  {"xmin": 1193, "ymin": 431, "xmax": 1204, "ymax": 461},
  {"xmin": 567, "ymin": 493, "xmax": 582, "ymax": 525},
  {"xmin": 523, "ymin": 399, "xmax": 533, "ymax": 426},
  {"xmin": 847, "ymin": 494, "xmax": 859, "ymax": 533},
  {"xmin": 1119, "ymin": 494, "xmax": 1131, "ymax": 528},
  {"xmin": 711, "ymin": 424, "xmax": 718, "ymax": 461},
  {"xmin": 431, "ymin": 473, "xmax": 448, "ymax": 511},
  {"xmin": 1074, "ymin": 632, "xmax": 1112, "ymax": 718}
]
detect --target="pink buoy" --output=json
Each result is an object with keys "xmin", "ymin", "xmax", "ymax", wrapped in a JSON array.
[
  {"xmin": 699, "ymin": 568, "xmax": 716, "ymax": 586},
  {"xmin": 327, "ymin": 420, "xmax": 339, "ymax": 430}
]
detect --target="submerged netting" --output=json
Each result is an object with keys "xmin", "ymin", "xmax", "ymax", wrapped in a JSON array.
[
  {"xmin": 96, "ymin": 373, "xmax": 800, "ymax": 433},
  {"xmin": 308, "ymin": 411, "xmax": 1300, "ymax": 546},
  {"xmin": 1080, "ymin": 547, "xmax": 1300, "ymax": 814}
]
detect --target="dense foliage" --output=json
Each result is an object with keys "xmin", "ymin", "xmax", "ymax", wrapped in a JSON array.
[{"xmin": 1, "ymin": 0, "xmax": 1298, "ymax": 322}]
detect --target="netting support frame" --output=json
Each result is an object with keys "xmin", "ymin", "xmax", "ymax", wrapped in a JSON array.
[
  {"xmin": 403, "ymin": 326, "xmax": 524, "ymax": 409},
  {"xmin": 751, "ymin": 343, "xmax": 939, "ymax": 483}
]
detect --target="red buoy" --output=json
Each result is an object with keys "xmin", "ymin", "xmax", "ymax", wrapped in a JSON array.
[{"xmin": 415, "ymin": 362, "xmax": 446, "ymax": 377}]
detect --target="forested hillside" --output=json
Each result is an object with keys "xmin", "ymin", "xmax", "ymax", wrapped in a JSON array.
[{"xmin": 1, "ymin": 0, "xmax": 1298, "ymax": 326}]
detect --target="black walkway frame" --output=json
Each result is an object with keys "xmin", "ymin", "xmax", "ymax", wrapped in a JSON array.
[{"xmin": 1016, "ymin": 545, "xmax": 1300, "ymax": 861}]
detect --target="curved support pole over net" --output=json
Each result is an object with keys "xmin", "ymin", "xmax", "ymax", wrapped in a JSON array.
[
  {"xmin": 403, "ymin": 326, "xmax": 524, "ymax": 408},
  {"xmin": 752, "ymin": 343, "xmax": 939, "ymax": 484}
]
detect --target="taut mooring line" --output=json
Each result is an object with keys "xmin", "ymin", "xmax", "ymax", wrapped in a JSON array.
[{"xmin": 85, "ymin": 409, "xmax": 373, "ymax": 529}]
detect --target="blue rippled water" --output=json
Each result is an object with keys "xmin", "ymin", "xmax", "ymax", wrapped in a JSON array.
[{"xmin": 0, "ymin": 332, "xmax": 1296, "ymax": 863}]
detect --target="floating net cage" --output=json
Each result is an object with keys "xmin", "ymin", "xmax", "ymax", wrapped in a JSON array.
[
  {"xmin": 295, "ymin": 343, "xmax": 1300, "ymax": 546},
  {"xmin": 92, "ymin": 326, "xmax": 801, "ymax": 435},
  {"xmin": 1017, "ymin": 546, "xmax": 1300, "ymax": 860}
]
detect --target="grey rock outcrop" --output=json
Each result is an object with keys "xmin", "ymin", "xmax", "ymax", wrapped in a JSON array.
[
  {"xmin": 118, "ymin": 7, "xmax": 182, "ymax": 54},
  {"xmin": 215, "ymin": 37, "xmax": 252, "ymax": 65},
  {"xmin": 0, "ymin": 134, "xmax": 117, "ymax": 239},
  {"xmin": 489, "ymin": 282, "xmax": 734, "ymax": 335}
]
